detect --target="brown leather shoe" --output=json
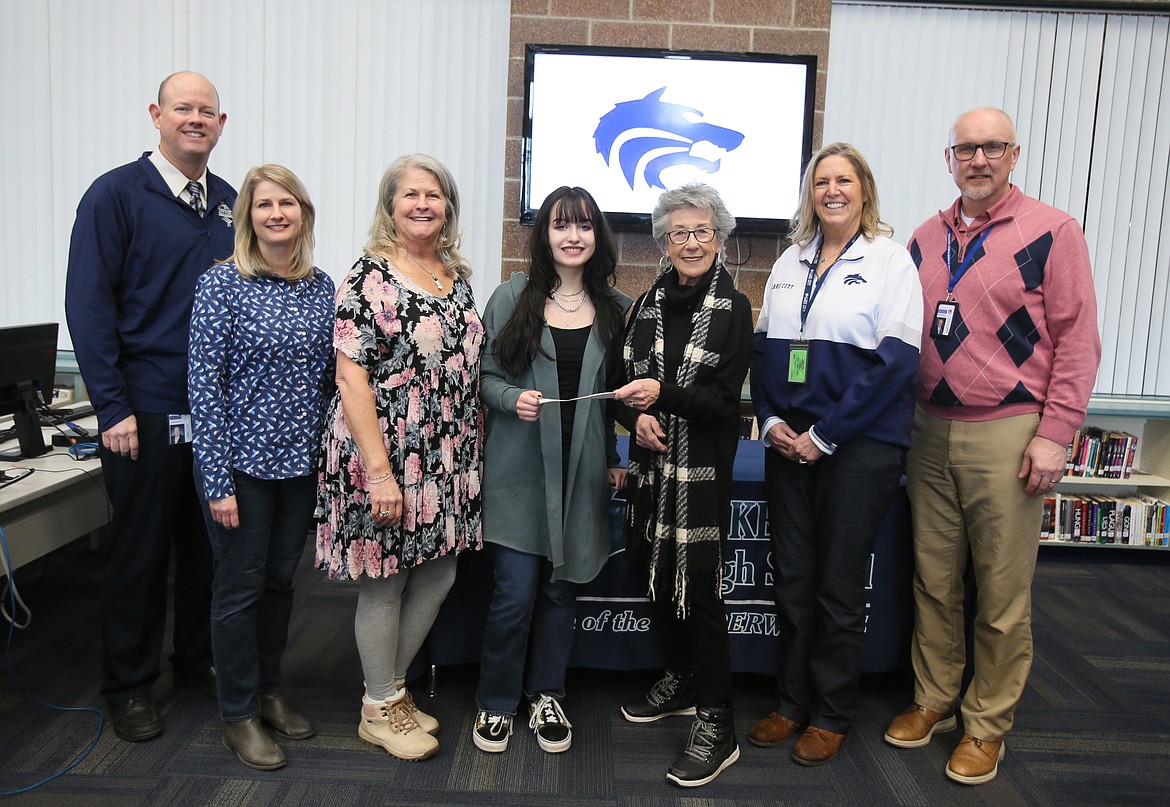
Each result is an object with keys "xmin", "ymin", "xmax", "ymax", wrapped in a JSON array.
[
  {"xmin": 791, "ymin": 726, "xmax": 848, "ymax": 766},
  {"xmin": 259, "ymin": 692, "xmax": 316, "ymax": 740},
  {"xmin": 883, "ymin": 703, "xmax": 957, "ymax": 748},
  {"xmin": 748, "ymin": 711, "xmax": 803, "ymax": 748},
  {"xmin": 946, "ymin": 733, "xmax": 1005, "ymax": 785},
  {"xmin": 223, "ymin": 717, "xmax": 286, "ymax": 770}
]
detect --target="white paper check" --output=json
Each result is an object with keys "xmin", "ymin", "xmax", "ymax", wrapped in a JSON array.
[{"xmin": 537, "ymin": 391, "xmax": 617, "ymax": 405}]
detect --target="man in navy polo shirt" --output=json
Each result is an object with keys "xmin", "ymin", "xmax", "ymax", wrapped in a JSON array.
[{"xmin": 66, "ymin": 71, "xmax": 237, "ymax": 742}]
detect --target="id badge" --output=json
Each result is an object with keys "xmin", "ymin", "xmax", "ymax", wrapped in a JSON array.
[
  {"xmin": 788, "ymin": 341, "xmax": 809, "ymax": 384},
  {"xmin": 931, "ymin": 301, "xmax": 959, "ymax": 339},
  {"xmin": 168, "ymin": 414, "xmax": 193, "ymax": 445}
]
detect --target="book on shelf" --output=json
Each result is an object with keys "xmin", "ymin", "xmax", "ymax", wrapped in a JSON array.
[
  {"xmin": 1064, "ymin": 427, "xmax": 1140, "ymax": 480},
  {"xmin": 1040, "ymin": 492, "xmax": 1169, "ymax": 547},
  {"xmin": 1048, "ymin": 486, "xmax": 1170, "ymax": 542}
]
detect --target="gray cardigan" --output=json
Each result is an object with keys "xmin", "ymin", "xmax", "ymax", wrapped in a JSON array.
[{"xmin": 480, "ymin": 272, "xmax": 632, "ymax": 583}]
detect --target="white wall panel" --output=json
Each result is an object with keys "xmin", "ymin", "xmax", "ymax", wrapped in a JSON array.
[
  {"xmin": 1, "ymin": 2, "xmax": 53, "ymax": 328},
  {"xmin": 826, "ymin": 2, "xmax": 1169, "ymax": 398},
  {"xmin": 1, "ymin": 0, "xmax": 509, "ymax": 347}
]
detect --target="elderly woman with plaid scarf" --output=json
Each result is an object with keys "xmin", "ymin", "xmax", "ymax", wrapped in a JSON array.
[{"xmin": 612, "ymin": 183, "xmax": 752, "ymax": 788}]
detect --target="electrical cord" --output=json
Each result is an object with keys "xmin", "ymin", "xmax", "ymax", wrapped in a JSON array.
[
  {"xmin": 0, "ymin": 522, "xmax": 105, "ymax": 796},
  {"xmin": 0, "ymin": 523, "xmax": 31, "ymax": 629},
  {"xmin": 0, "ymin": 468, "xmax": 35, "ymax": 490},
  {"xmin": 7, "ymin": 461, "xmax": 113, "ymax": 533},
  {"xmin": 67, "ymin": 442, "xmax": 99, "ymax": 459}
]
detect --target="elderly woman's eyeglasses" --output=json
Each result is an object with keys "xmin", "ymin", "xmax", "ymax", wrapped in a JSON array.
[
  {"xmin": 666, "ymin": 227, "xmax": 716, "ymax": 245},
  {"xmin": 949, "ymin": 141, "xmax": 1013, "ymax": 161}
]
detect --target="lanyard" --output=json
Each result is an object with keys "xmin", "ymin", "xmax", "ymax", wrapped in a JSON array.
[
  {"xmin": 945, "ymin": 227, "xmax": 993, "ymax": 296},
  {"xmin": 800, "ymin": 231, "xmax": 861, "ymax": 335}
]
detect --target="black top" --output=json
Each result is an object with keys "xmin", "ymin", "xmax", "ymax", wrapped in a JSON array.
[
  {"xmin": 551, "ymin": 324, "xmax": 591, "ymax": 453},
  {"xmin": 661, "ymin": 268, "xmax": 713, "ymax": 384}
]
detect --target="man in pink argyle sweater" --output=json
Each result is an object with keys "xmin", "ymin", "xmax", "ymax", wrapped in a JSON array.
[{"xmin": 883, "ymin": 108, "xmax": 1101, "ymax": 785}]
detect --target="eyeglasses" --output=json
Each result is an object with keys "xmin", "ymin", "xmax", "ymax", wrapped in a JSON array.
[
  {"xmin": 949, "ymin": 141, "xmax": 1014, "ymax": 161},
  {"xmin": 666, "ymin": 227, "xmax": 716, "ymax": 245}
]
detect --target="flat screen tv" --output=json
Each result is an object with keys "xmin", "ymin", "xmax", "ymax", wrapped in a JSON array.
[{"xmin": 520, "ymin": 44, "xmax": 816, "ymax": 235}]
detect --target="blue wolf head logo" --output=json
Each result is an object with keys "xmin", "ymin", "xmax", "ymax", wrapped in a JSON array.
[{"xmin": 593, "ymin": 88, "xmax": 745, "ymax": 190}]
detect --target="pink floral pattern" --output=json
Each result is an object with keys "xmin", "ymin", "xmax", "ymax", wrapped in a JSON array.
[{"xmin": 315, "ymin": 256, "xmax": 483, "ymax": 580}]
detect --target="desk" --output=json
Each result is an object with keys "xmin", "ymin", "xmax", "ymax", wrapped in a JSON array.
[
  {"xmin": 0, "ymin": 411, "xmax": 106, "ymax": 573},
  {"xmin": 427, "ymin": 437, "xmax": 914, "ymax": 675}
]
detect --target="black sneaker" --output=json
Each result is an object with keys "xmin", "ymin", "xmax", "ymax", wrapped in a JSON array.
[
  {"xmin": 472, "ymin": 710, "xmax": 512, "ymax": 753},
  {"xmin": 621, "ymin": 669, "xmax": 696, "ymax": 723},
  {"xmin": 528, "ymin": 694, "xmax": 572, "ymax": 753},
  {"xmin": 667, "ymin": 704, "xmax": 740, "ymax": 787}
]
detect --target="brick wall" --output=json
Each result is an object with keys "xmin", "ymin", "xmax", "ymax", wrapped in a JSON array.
[{"xmin": 502, "ymin": 0, "xmax": 832, "ymax": 314}]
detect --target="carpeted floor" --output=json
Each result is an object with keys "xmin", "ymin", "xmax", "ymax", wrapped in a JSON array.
[{"xmin": 2, "ymin": 541, "xmax": 1168, "ymax": 806}]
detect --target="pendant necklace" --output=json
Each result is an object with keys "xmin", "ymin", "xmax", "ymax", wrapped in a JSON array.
[{"xmin": 402, "ymin": 250, "xmax": 443, "ymax": 291}]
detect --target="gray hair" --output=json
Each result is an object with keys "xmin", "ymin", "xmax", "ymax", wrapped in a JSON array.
[{"xmin": 650, "ymin": 183, "xmax": 736, "ymax": 248}]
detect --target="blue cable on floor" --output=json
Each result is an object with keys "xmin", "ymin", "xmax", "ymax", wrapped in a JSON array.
[{"xmin": 0, "ymin": 522, "xmax": 104, "ymax": 796}]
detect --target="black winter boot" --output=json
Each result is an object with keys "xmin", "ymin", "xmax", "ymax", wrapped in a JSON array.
[
  {"xmin": 621, "ymin": 668, "xmax": 697, "ymax": 723},
  {"xmin": 666, "ymin": 703, "xmax": 740, "ymax": 787}
]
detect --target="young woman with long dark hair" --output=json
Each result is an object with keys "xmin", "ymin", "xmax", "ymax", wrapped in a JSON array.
[{"xmin": 472, "ymin": 186, "xmax": 630, "ymax": 755}]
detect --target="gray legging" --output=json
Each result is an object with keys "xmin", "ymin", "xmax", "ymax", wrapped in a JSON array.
[{"xmin": 355, "ymin": 554, "xmax": 458, "ymax": 702}]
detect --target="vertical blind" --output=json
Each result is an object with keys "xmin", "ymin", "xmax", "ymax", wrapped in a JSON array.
[
  {"xmin": 825, "ymin": 1, "xmax": 1170, "ymax": 397},
  {"xmin": 0, "ymin": 0, "xmax": 511, "ymax": 343}
]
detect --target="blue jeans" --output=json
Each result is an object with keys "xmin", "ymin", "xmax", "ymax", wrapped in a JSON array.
[
  {"xmin": 475, "ymin": 543, "xmax": 577, "ymax": 715},
  {"xmin": 195, "ymin": 466, "xmax": 315, "ymax": 721}
]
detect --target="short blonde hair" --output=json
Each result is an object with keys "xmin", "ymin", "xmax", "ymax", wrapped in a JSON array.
[
  {"xmin": 789, "ymin": 142, "xmax": 892, "ymax": 250},
  {"xmin": 229, "ymin": 164, "xmax": 316, "ymax": 282},
  {"xmin": 366, "ymin": 154, "xmax": 471, "ymax": 279}
]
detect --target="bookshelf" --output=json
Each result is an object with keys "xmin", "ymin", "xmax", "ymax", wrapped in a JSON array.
[{"xmin": 1042, "ymin": 395, "xmax": 1170, "ymax": 550}]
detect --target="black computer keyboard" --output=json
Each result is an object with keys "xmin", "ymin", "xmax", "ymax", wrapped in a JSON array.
[
  {"xmin": 38, "ymin": 404, "xmax": 96, "ymax": 426},
  {"xmin": 0, "ymin": 404, "xmax": 97, "ymax": 445}
]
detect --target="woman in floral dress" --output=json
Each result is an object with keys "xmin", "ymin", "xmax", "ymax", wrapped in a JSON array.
[{"xmin": 316, "ymin": 154, "xmax": 483, "ymax": 761}]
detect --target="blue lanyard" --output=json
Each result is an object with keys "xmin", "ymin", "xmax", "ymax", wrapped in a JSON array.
[
  {"xmin": 945, "ymin": 227, "xmax": 993, "ymax": 295},
  {"xmin": 800, "ymin": 231, "xmax": 861, "ymax": 335}
]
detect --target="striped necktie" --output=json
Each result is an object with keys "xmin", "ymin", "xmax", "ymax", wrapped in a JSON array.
[{"xmin": 186, "ymin": 181, "xmax": 205, "ymax": 216}]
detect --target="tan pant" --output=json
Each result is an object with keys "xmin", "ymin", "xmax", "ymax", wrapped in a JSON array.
[{"xmin": 906, "ymin": 407, "xmax": 1044, "ymax": 741}]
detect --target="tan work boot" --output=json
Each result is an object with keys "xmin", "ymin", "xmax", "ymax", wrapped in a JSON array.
[
  {"xmin": 883, "ymin": 703, "xmax": 957, "ymax": 748},
  {"xmin": 400, "ymin": 688, "xmax": 440, "ymax": 736},
  {"xmin": 358, "ymin": 697, "xmax": 440, "ymax": 761}
]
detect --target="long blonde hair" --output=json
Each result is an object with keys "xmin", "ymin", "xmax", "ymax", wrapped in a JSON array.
[
  {"xmin": 789, "ymin": 142, "xmax": 892, "ymax": 250},
  {"xmin": 229, "ymin": 164, "xmax": 316, "ymax": 281},
  {"xmin": 365, "ymin": 154, "xmax": 471, "ymax": 279}
]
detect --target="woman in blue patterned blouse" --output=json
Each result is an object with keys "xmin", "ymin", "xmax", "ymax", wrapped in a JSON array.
[
  {"xmin": 315, "ymin": 154, "xmax": 483, "ymax": 762},
  {"xmin": 188, "ymin": 164, "xmax": 335, "ymax": 771}
]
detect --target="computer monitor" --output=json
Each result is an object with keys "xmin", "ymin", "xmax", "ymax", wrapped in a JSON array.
[{"xmin": 0, "ymin": 322, "xmax": 58, "ymax": 460}]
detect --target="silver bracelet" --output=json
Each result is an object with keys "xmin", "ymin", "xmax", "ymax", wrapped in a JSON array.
[{"xmin": 368, "ymin": 471, "xmax": 393, "ymax": 484}]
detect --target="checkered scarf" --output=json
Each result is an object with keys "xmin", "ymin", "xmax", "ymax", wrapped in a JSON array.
[{"xmin": 622, "ymin": 263, "xmax": 737, "ymax": 616}]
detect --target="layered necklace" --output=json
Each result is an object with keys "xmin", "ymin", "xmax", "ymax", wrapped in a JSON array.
[
  {"xmin": 549, "ymin": 286, "xmax": 587, "ymax": 314},
  {"xmin": 400, "ymin": 249, "xmax": 443, "ymax": 291}
]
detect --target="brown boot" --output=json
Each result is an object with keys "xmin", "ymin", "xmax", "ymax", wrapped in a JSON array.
[
  {"xmin": 223, "ymin": 717, "xmax": 286, "ymax": 770},
  {"xmin": 884, "ymin": 703, "xmax": 957, "ymax": 748},
  {"xmin": 747, "ymin": 712, "xmax": 803, "ymax": 748},
  {"xmin": 259, "ymin": 692, "xmax": 315, "ymax": 740},
  {"xmin": 946, "ymin": 734, "xmax": 1005, "ymax": 785},
  {"xmin": 791, "ymin": 726, "xmax": 848, "ymax": 766}
]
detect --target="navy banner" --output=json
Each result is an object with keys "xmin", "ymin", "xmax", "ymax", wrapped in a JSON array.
[{"xmin": 426, "ymin": 439, "xmax": 913, "ymax": 675}]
